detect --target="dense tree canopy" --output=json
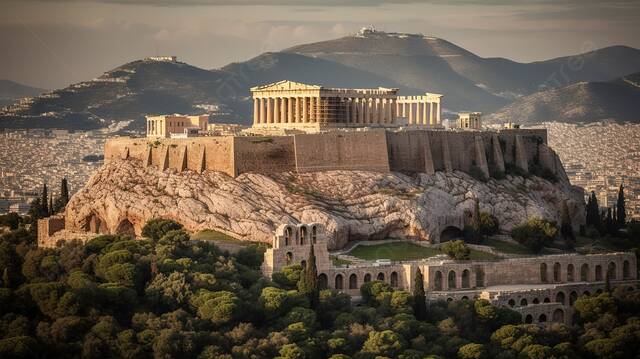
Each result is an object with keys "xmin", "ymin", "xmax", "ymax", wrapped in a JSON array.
[{"xmin": 1, "ymin": 217, "xmax": 640, "ymax": 358}]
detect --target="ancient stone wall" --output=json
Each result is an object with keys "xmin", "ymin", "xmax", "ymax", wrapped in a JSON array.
[
  {"xmin": 37, "ymin": 215, "xmax": 66, "ymax": 248},
  {"xmin": 103, "ymin": 129, "xmax": 562, "ymax": 179},
  {"xmin": 294, "ymin": 130, "xmax": 390, "ymax": 172},
  {"xmin": 234, "ymin": 136, "xmax": 296, "ymax": 175}
]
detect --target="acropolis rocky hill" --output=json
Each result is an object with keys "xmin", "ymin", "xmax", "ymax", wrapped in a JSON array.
[{"xmin": 52, "ymin": 128, "xmax": 586, "ymax": 249}]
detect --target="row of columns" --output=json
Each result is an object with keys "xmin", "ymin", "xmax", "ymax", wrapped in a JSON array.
[
  {"xmin": 147, "ymin": 119, "xmax": 164, "ymax": 137},
  {"xmin": 253, "ymin": 96, "xmax": 397, "ymax": 125},
  {"xmin": 396, "ymin": 101, "xmax": 440, "ymax": 126}
]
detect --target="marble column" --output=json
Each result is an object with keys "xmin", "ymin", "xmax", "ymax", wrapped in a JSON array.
[
  {"xmin": 273, "ymin": 98, "xmax": 280, "ymax": 123},
  {"xmin": 315, "ymin": 97, "xmax": 322, "ymax": 123},
  {"xmin": 302, "ymin": 97, "xmax": 308, "ymax": 123},
  {"xmin": 253, "ymin": 98, "xmax": 259, "ymax": 124},
  {"xmin": 266, "ymin": 98, "xmax": 273, "ymax": 124},
  {"xmin": 294, "ymin": 97, "xmax": 300, "ymax": 123},
  {"xmin": 407, "ymin": 102, "xmax": 415, "ymax": 125},
  {"xmin": 423, "ymin": 101, "xmax": 430, "ymax": 126},
  {"xmin": 287, "ymin": 97, "xmax": 294, "ymax": 123},
  {"xmin": 344, "ymin": 98, "xmax": 350, "ymax": 124},
  {"xmin": 387, "ymin": 99, "xmax": 394, "ymax": 124},
  {"xmin": 436, "ymin": 103, "xmax": 441, "ymax": 125}
]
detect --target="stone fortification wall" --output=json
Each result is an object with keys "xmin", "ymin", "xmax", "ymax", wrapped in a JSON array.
[
  {"xmin": 103, "ymin": 128, "xmax": 562, "ymax": 180},
  {"xmin": 234, "ymin": 136, "xmax": 296, "ymax": 175},
  {"xmin": 294, "ymin": 130, "xmax": 390, "ymax": 172}
]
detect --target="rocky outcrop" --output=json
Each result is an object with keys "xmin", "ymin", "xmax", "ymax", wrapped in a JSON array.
[{"xmin": 65, "ymin": 159, "xmax": 585, "ymax": 250}]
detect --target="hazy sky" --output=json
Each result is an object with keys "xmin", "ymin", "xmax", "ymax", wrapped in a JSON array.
[{"xmin": 1, "ymin": 0, "xmax": 639, "ymax": 89}]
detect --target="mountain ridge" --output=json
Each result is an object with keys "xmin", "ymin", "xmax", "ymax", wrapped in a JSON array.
[{"xmin": 2, "ymin": 30, "xmax": 639, "ymax": 129}]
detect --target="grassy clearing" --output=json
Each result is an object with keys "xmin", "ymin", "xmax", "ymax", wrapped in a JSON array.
[
  {"xmin": 330, "ymin": 256, "xmax": 353, "ymax": 267},
  {"xmin": 347, "ymin": 242, "xmax": 498, "ymax": 261},
  {"xmin": 482, "ymin": 237, "xmax": 535, "ymax": 255},
  {"xmin": 192, "ymin": 229, "xmax": 247, "ymax": 245}
]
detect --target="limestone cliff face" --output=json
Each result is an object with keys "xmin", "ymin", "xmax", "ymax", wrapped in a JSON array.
[{"xmin": 65, "ymin": 160, "xmax": 585, "ymax": 250}]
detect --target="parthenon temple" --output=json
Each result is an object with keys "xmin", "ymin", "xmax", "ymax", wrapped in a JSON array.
[{"xmin": 250, "ymin": 80, "xmax": 443, "ymax": 132}]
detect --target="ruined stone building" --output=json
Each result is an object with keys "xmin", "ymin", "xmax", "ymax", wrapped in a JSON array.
[
  {"xmin": 250, "ymin": 80, "xmax": 443, "ymax": 132},
  {"xmin": 262, "ymin": 223, "xmax": 639, "ymax": 326}
]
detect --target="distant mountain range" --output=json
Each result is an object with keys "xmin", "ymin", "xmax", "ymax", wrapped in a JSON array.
[
  {"xmin": 485, "ymin": 72, "xmax": 640, "ymax": 125},
  {"xmin": 0, "ymin": 80, "xmax": 45, "ymax": 108},
  {"xmin": 2, "ymin": 30, "xmax": 640, "ymax": 130}
]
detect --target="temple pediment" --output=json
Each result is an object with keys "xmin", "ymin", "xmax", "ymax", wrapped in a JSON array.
[{"xmin": 251, "ymin": 80, "xmax": 322, "ymax": 92}]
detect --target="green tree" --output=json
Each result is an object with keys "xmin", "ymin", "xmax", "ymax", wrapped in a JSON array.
[
  {"xmin": 298, "ymin": 244, "xmax": 318, "ymax": 308},
  {"xmin": 141, "ymin": 218, "xmax": 183, "ymax": 241},
  {"xmin": 511, "ymin": 218, "xmax": 558, "ymax": 253},
  {"xmin": 617, "ymin": 184, "xmax": 626, "ymax": 228},
  {"xmin": 605, "ymin": 207, "xmax": 615, "ymax": 235},
  {"xmin": 41, "ymin": 183, "xmax": 49, "ymax": 217},
  {"xmin": 441, "ymin": 240, "xmax": 470, "ymax": 260},
  {"xmin": 362, "ymin": 330, "xmax": 406, "ymax": 357},
  {"xmin": 458, "ymin": 343, "xmax": 486, "ymax": 359},
  {"xmin": 53, "ymin": 178, "xmax": 70, "ymax": 213},
  {"xmin": 560, "ymin": 201, "xmax": 575, "ymax": 248},
  {"xmin": 413, "ymin": 268, "xmax": 427, "ymax": 320}
]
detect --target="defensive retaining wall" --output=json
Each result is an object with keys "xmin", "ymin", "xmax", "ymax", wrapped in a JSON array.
[{"xmin": 103, "ymin": 128, "xmax": 561, "ymax": 179}]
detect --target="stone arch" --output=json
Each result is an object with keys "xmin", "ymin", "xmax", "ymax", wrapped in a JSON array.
[
  {"xmin": 583, "ymin": 290, "xmax": 591, "ymax": 296},
  {"xmin": 596, "ymin": 289, "xmax": 603, "ymax": 294},
  {"xmin": 608, "ymin": 262, "xmax": 617, "ymax": 280},
  {"xmin": 364, "ymin": 273, "xmax": 372, "ymax": 283},
  {"xmin": 520, "ymin": 298, "xmax": 528, "ymax": 306},
  {"xmin": 540, "ymin": 263, "xmax": 548, "ymax": 283},
  {"xmin": 475, "ymin": 268, "xmax": 485, "ymax": 287},
  {"xmin": 567, "ymin": 264, "xmax": 575, "ymax": 282},
  {"xmin": 285, "ymin": 226, "xmax": 293, "ymax": 246},
  {"xmin": 335, "ymin": 274, "xmax": 344, "ymax": 290},
  {"xmin": 300, "ymin": 260, "xmax": 307, "ymax": 268},
  {"xmin": 84, "ymin": 213, "xmax": 106, "ymax": 234},
  {"xmin": 349, "ymin": 274, "xmax": 358, "ymax": 289},
  {"xmin": 299, "ymin": 225, "xmax": 308, "ymax": 245},
  {"xmin": 448, "ymin": 270, "xmax": 457, "ymax": 289},
  {"xmin": 286, "ymin": 252, "xmax": 293, "ymax": 265},
  {"xmin": 446, "ymin": 297, "xmax": 453, "ymax": 302},
  {"xmin": 461, "ymin": 296, "xmax": 469, "ymax": 301},
  {"xmin": 390, "ymin": 272, "xmax": 399, "ymax": 287},
  {"xmin": 543, "ymin": 297, "xmax": 550, "ymax": 303},
  {"xmin": 553, "ymin": 262, "xmax": 561, "ymax": 282},
  {"xmin": 595, "ymin": 265, "xmax": 603, "ymax": 281},
  {"xmin": 555, "ymin": 291, "xmax": 565, "ymax": 305},
  {"xmin": 538, "ymin": 314, "xmax": 547, "ymax": 323},
  {"xmin": 623, "ymin": 260, "xmax": 631, "ymax": 279},
  {"xmin": 377, "ymin": 272, "xmax": 385, "ymax": 281},
  {"xmin": 440, "ymin": 226, "xmax": 463, "ymax": 242},
  {"xmin": 508, "ymin": 299, "xmax": 515, "ymax": 307},
  {"xmin": 311, "ymin": 225, "xmax": 318, "ymax": 244},
  {"xmin": 552, "ymin": 309, "xmax": 564, "ymax": 323},
  {"xmin": 116, "ymin": 219, "xmax": 135, "ymax": 237},
  {"xmin": 525, "ymin": 314, "xmax": 533, "ymax": 324},
  {"xmin": 569, "ymin": 291, "xmax": 578, "ymax": 305},
  {"xmin": 533, "ymin": 298, "xmax": 540, "ymax": 304},
  {"xmin": 434, "ymin": 271, "xmax": 443, "ymax": 291},
  {"xmin": 581, "ymin": 263, "xmax": 589, "ymax": 281},
  {"xmin": 461, "ymin": 269, "xmax": 470, "ymax": 288},
  {"xmin": 318, "ymin": 273, "xmax": 328, "ymax": 290}
]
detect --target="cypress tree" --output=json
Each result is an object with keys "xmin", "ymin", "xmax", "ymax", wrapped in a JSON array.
[
  {"xmin": 60, "ymin": 178, "xmax": 69, "ymax": 205},
  {"xmin": 617, "ymin": 184, "xmax": 626, "ymax": 228},
  {"xmin": 606, "ymin": 208, "xmax": 614, "ymax": 235},
  {"xmin": 40, "ymin": 183, "xmax": 48, "ymax": 218},
  {"xmin": 301, "ymin": 244, "xmax": 319, "ymax": 308},
  {"xmin": 413, "ymin": 268, "xmax": 427, "ymax": 320},
  {"xmin": 560, "ymin": 201, "xmax": 575, "ymax": 248},
  {"xmin": 48, "ymin": 195, "xmax": 53, "ymax": 216}
]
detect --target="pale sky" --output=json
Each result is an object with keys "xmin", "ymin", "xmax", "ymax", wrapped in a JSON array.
[{"xmin": 1, "ymin": 0, "xmax": 639, "ymax": 89}]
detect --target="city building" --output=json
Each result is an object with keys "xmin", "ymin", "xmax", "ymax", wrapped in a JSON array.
[
  {"xmin": 250, "ymin": 80, "xmax": 443, "ymax": 132},
  {"xmin": 458, "ymin": 112, "xmax": 482, "ymax": 130},
  {"xmin": 146, "ymin": 114, "xmax": 209, "ymax": 138}
]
